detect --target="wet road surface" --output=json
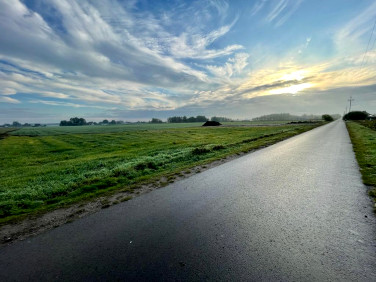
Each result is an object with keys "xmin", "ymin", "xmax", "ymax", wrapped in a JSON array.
[{"xmin": 1, "ymin": 120, "xmax": 375, "ymax": 281}]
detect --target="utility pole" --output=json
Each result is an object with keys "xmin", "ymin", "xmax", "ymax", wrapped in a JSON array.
[{"xmin": 348, "ymin": 96, "xmax": 354, "ymax": 112}]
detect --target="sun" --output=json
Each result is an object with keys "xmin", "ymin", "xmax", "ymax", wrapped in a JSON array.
[
  {"xmin": 269, "ymin": 83, "xmax": 313, "ymax": 95},
  {"xmin": 267, "ymin": 70, "xmax": 313, "ymax": 94}
]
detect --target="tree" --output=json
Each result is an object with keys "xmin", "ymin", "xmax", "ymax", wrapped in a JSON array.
[
  {"xmin": 12, "ymin": 121, "xmax": 21, "ymax": 127},
  {"xmin": 70, "ymin": 117, "xmax": 86, "ymax": 126},
  {"xmin": 109, "ymin": 120, "xmax": 116, "ymax": 125},
  {"xmin": 167, "ymin": 115, "xmax": 209, "ymax": 123},
  {"xmin": 187, "ymin": 116, "xmax": 196, "ymax": 122},
  {"xmin": 252, "ymin": 113, "xmax": 322, "ymax": 121},
  {"xmin": 150, "ymin": 118, "xmax": 163, "ymax": 123},
  {"xmin": 195, "ymin": 115, "xmax": 209, "ymax": 122},
  {"xmin": 102, "ymin": 119, "xmax": 109, "ymax": 124},
  {"xmin": 211, "ymin": 116, "xmax": 233, "ymax": 122},
  {"xmin": 343, "ymin": 111, "xmax": 369, "ymax": 120},
  {"xmin": 60, "ymin": 117, "xmax": 87, "ymax": 126},
  {"xmin": 322, "ymin": 114, "xmax": 334, "ymax": 122}
]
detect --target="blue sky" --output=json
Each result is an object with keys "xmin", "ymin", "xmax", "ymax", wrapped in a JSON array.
[{"xmin": 0, "ymin": 0, "xmax": 376, "ymax": 123}]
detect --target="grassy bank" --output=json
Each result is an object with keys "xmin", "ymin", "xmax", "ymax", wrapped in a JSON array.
[
  {"xmin": 346, "ymin": 121, "xmax": 376, "ymax": 204},
  {"xmin": 0, "ymin": 123, "xmax": 321, "ymax": 222}
]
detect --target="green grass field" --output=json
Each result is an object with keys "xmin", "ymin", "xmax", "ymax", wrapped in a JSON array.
[
  {"xmin": 0, "ymin": 128, "xmax": 17, "ymax": 139},
  {"xmin": 0, "ymin": 122, "xmax": 321, "ymax": 221},
  {"xmin": 10, "ymin": 123, "xmax": 203, "ymax": 136},
  {"xmin": 346, "ymin": 121, "xmax": 376, "ymax": 203},
  {"xmin": 9, "ymin": 121, "xmax": 292, "ymax": 136}
]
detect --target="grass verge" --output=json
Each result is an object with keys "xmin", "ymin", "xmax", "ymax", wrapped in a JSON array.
[
  {"xmin": 0, "ymin": 123, "xmax": 322, "ymax": 223},
  {"xmin": 346, "ymin": 121, "xmax": 376, "ymax": 206}
]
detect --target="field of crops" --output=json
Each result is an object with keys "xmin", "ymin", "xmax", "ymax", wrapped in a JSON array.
[{"xmin": 0, "ymin": 122, "xmax": 320, "ymax": 220}]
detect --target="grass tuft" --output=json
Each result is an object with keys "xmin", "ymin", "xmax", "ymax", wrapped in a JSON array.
[{"xmin": 192, "ymin": 147, "xmax": 211, "ymax": 155}]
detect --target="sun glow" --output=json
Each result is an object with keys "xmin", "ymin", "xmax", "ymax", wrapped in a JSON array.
[
  {"xmin": 269, "ymin": 83, "xmax": 313, "ymax": 95},
  {"xmin": 280, "ymin": 70, "xmax": 306, "ymax": 81}
]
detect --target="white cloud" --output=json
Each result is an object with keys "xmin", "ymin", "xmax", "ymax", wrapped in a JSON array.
[
  {"xmin": 0, "ymin": 0, "xmax": 221, "ymax": 89},
  {"xmin": 29, "ymin": 99, "xmax": 112, "ymax": 109},
  {"xmin": 0, "ymin": 0, "xmax": 244, "ymax": 110},
  {"xmin": 336, "ymin": 2, "xmax": 376, "ymax": 55},
  {"xmin": 0, "ymin": 96, "xmax": 20, "ymax": 104},
  {"xmin": 39, "ymin": 91, "xmax": 70, "ymax": 99},
  {"xmin": 338, "ymin": 2, "xmax": 376, "ymax": 41},
  {"xmin": 264, "ymin": 0, "xmax": 303, "ymax": 27},
  {"xmin": 206, "ymin": 53, "xmax": 249, "ymax": 78},
  {"xmin": 1, "ymin": 88, "xmax": 17, "ymax": 95},
  {"xmin": 251, "ymin": 0, "xmax": 267, "ymax": 16},
  {"xmin": 266, "ymin": 0, "xmax": 288, "ymax": 23},
  {"xmin": 167, "ymin": 18, "xmax": 243, "ymax": 59}
]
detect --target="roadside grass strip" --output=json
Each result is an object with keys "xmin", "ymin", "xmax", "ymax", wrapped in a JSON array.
[{"xmin": 346, "ymin": 121, "xmax": 376, "ymax": 205}]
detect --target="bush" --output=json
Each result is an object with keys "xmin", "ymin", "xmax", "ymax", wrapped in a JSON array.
[
  {"xmin": 343, "ymin": 111, "xmax": 369, "ymax": 120},
  {"xmin": 202, "ymin": 121, "xmax": 221, "ymax": 126},
  {"xmin": 322, "ymin": 114, "xmax": 334, "ymax": 122}
]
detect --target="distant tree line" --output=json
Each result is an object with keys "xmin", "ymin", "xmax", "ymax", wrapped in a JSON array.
[
  {"xmin": 253, "ymin": 113, "xmax": 323, "ymax": 121},
  {"xmin": 210, "ymin": 116, "xmax": 233, "ymax": 122},
  {"xmin": 60, "ymin": 117, "xmax": 87, "ymax": 126},
  {"xmin": 60, "ymin": 117, "xmax": 125, "ymax": 126},
  {"xmin": 151, "ymin": 116, "xmax": 234, "ymax": 123},
  {"xmin": 0, "ymin": 121, "xmax": 44, "ymax": 128},
  {"xmin": 167, "ymin": 115, "xmax": 209, "ymax": 123},
  {"xmin": 149, "ymin": 118, "xmax": 163, "ymax": 123}
]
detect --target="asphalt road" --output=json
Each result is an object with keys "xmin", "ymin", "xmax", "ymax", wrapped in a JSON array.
[{"xmin": 1, "ymin": 120, "xmax": 375, "ymax": 281}]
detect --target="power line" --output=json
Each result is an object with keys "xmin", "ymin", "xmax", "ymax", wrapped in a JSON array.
[
  {"xmin": 360, "ymin": 17, "xmax": 376, "ymax": 68},
  {"xmin": 348, "ymin": 16, "xmax": 376, "ymax": 114},
  {"xmin": 370, "ymin": 30, "xmax": 376, "ymax": 53}
]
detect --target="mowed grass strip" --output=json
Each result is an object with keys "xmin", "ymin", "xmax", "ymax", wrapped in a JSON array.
[
  {"xmin": 0, "ymin": 123, "xmax": 320, "ymax": 221},
  {"xmin": 346, "ymin": 121, "xmax": 376, "ymax": 203}
]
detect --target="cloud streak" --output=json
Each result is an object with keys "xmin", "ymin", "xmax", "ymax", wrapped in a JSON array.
[{"xmin": 251, "ymin": 0, "xmax": 304, "ymax": 27}]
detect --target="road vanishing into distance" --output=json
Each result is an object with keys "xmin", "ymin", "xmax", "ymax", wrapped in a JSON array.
[{"xmin": 1, "ymin": 120, "xmax": 376, "ymax": 281}]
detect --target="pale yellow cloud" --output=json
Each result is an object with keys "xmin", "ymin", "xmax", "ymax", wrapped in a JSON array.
[
  {"xmin": 237, "ymin": 50, "xmax": 376, "ymax": 100},
  {"xmin": 269, "ymin": 83, "xmax": 313, "ymax": 95}
]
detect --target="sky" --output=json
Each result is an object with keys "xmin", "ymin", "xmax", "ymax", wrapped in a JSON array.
[{"xmin": 0, "ymin": 0, "xmax": 376, "ymax": 123}]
